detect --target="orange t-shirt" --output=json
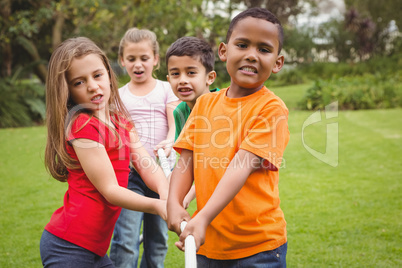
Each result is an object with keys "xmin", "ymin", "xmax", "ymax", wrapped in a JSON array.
[{"xmin": 174, "ymin": 87, "xmax": 290, "ymax": 260}]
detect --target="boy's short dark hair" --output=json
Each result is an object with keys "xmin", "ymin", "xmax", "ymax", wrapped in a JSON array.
[
  {"xmin": 226, "ymin": 7, "xmax": 284, "ymax": 54},
  {"xmin": 166, "ymin": 36, "xmax": 215, "ymax": 73}
]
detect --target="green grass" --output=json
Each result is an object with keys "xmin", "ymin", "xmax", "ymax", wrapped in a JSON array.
[{"xmin": 0, "ymin": 83, "xmax": 401, "ymax": 267}]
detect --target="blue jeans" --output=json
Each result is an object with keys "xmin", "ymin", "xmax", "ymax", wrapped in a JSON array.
[
  {"xmin": 197, "ymin": 242, "xmax": 287, "ymax": 268},
  {"xmin": 40, "ymin": 229, "xmax": 114, "ymax": 268},
  {"xmin": 110, "ymin": 167, "xmax": 168, "ymax": 268}
]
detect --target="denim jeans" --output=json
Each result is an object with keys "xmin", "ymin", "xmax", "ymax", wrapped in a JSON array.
[
  {"xmin": 196, "ymin": 242, "xmax": 287, "ymax": 268},
  {"xmin": 40, "ymin": 229, "xmax": 114, "ymax": 268},
  {"xmin": 110, "ymin": 167, "xmax": 168, "ymax": 268}
]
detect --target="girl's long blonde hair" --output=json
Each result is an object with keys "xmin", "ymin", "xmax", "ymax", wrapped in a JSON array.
[{"xmin": 45, "ymin": 37, "xmax": 130, "ymax": 182}]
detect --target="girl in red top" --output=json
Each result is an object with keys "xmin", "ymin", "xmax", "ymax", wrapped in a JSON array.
[{"xmin": 40, "ymin": 37, "xmax": 169, "ymax": 268}]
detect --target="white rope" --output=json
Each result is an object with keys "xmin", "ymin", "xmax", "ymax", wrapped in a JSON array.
[
  {"xmin": 180, "ymin": 221, "xmax": 197, "ymax": 268},
  {"xmin": 157, "ymin": 148, "xmax": 171, "ymax": 177}
]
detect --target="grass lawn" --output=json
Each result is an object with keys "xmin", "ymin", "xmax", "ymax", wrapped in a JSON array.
[{"xmin": 0, "ymin": 83, "xmax": 401, "ymax": 267}]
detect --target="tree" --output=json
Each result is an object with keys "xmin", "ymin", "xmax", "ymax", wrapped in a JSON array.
[
  {"xmin": 0, "ymin": 0, "xmax": 54, "ymax": 82},
  {"xmin": 227, "ymin": 0, "xmax": 317, "ymax": 25},
  {"xmin": 316, "ymin": 18, "xmax": 354, "ymax": 62},
  {"xmin": 344, "ymin": 0, "xmax": 401, "ymax": 30},
  {"xmin": 344, "ymin": 8, "xmax": 377, "ymax": 60},
  {"xmin": 283, "ymin": 24, "xmax": 316, "ymax": 63},
  {"xmin": 1, "ymin": 0, "xmax": 318, "ymax": 84},
  {"xmin": 344, "ymin": 0, "xmax": 401, "ymax": 58},
  {"xmin": 0, "ymin": 0, "xmax": 12, "ymax": 77}
]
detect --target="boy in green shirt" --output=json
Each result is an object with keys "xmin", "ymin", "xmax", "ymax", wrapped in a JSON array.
[
  {"xmin": 166, "ymin": 36, "xmax": 218, "ymax": 141},
  {"xmin": 166, "ymin": 36, "xmax": 218, "ymax": 207}
]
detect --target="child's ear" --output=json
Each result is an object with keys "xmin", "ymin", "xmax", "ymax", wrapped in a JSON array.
[
  {"xmin": 218, "ymin": 42, "xmax": 227, "ymax": 62},
  {"xmin": 154, "ymin": 54, "xmax": 160, "ymax": 67},
  {"xmin": 120, "ymin": 57, "xmax": 125, "ymax": 67},
  {"xmin": 206, "ymin": 71, "xmax": 217, "ymax": 86},
  {"xmin": 166, "ymin": 75, "xmax": 170, "ymax": 82},
  {"xmin": 272, "ymin": 55, "xmax": 285, "ymax": 74}
]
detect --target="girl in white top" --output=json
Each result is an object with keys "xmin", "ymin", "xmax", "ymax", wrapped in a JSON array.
[{"xmin": 110, "ymin": 28, "xmax": 179, "ymax": 268}]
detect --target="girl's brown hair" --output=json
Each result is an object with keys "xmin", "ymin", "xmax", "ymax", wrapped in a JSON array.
[{"xmin": 45, "ymin": 37, "xmax": 130, "ymax": 182}]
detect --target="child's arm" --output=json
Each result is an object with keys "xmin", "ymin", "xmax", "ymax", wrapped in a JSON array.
[
  {"xmin": 129, "ymin": 130, "xmax": 169, "ymax": 200},
  {"xmin": 154, "ymin": 100, "xmax": 180, "ymax": 157},
  {"xmin": 167, "ymin": 148, "xmax": 193, "ymax": 235},
  {"xmin": 72, "ymin": 139, "xmax": 167, "ymax": 220},
  {"xmin": 183, "ymin": 184, "xmax": 196, "ymax": 209},
  {"xmin": 177, "ymin": 149, "xmax": 261, "ymax": 251}
]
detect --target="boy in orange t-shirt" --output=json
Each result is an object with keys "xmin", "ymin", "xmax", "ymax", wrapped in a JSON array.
[{"xmin": 167, "ymin": 7, "xmax": 289, "ymax": 267}]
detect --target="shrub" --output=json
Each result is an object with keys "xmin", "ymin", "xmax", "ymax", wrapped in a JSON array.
[
  {"xmin": 298, "ymin": 72, "xmax": 402, "ymax": 110},
  {"xmin": 291, "ymin": 52, "xmax": 402, "ymax": 83},
  {"xmin": 0, "ymin": 69, "xmax": 45, "ymax": 128},
  {"xmin": 268, "ymin": 67, "xmax": 307, "ymax": 87}
]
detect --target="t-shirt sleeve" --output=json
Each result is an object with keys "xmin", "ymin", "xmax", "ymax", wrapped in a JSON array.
[
  {"xmin": 240, "ymin": 104, "xmax": 289, "ymax": 171},
  {"xmin": 173, "ymin": 101, "xmax": 200, "ymax": 154},
  {"xmin": 67, "ymin": 114, "xmax": 104, "ymax": 145},
  {"xmin": 118, "ymin": 114, "xmax": 135, "ymax": 133},
  {"xmin": 174, "ymin": 103, "xmax": 190, "ymax": 142},
  {"xmin": 173, "ymin": 108, "xmax": 181, "ymax": 142}
]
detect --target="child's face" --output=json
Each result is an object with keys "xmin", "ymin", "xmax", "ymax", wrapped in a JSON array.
[
  {"xmin": 219, "ymin": 17, "xmax": 284, "ymax": 96},
  {"xmin": 167, "ymin": 55, "xmax": 216, "ymax": 109},
  {"xmin": 67, "ymin": 54, "xmax": 111, "ymax": 115},
  {"xmin": 121, "ymin": 40, "xmax": 159, "ymax": 85}
]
